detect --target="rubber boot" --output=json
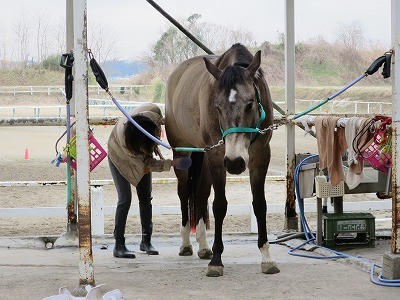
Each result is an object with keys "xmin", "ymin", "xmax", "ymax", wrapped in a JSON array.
[
  {"xmin": 113, "ymin": 237, "xmax": 136, "ymax": 259},
  {"xmin": 139, "ymin": 203, "xmax": 159, "ymax": 255}
]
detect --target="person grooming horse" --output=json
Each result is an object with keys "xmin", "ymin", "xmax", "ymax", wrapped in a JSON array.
[{"xmin": 108, "ymin": 103, "xmax": 190, "ymax": 258}]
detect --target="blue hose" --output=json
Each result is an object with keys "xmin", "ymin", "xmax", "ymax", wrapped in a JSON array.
[{"xmin": 110, "ymin": 96, "xmax": 171, "ymax": 149}]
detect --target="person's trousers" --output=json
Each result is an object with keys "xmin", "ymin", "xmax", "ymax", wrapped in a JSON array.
[{"xmin": 109, "ymin": 157, "xmax": 152, "ymax": 240}]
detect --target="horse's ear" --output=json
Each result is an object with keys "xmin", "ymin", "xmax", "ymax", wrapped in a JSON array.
[
  {"xmin": 204, "ymin": 57, "xmax": 222, "ymax": 80},
  {"xmin": 246, "ymin": 50, "xmax": 261, "ymax": 77}
]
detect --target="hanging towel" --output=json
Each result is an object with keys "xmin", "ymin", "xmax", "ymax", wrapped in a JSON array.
[
  {"xmin": 346, "ymin": 118, "xmax": 375, "ymax": 189},
  {"xmin": 345, "ymin": 117, "xmax": 365, "ymax": 189},
  {"xmin": 315, "ymin": 116, "xmax": 348, "ymax": 187}
]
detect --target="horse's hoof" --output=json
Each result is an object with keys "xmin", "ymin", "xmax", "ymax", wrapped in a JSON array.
[
  {"xmin": 206, "ymin": 265, "xmax": 224, "ymax": 277},
  {"xmin": 197, "ymin": 248, "xmax": 213, "ymax": 259},
  {"xmin": 179, "ymin": 245, "xmax": 193, "ymax": 256},
  {"xmin": 261, "ymin": 262, "xmax": 280, "ymax": 274}
]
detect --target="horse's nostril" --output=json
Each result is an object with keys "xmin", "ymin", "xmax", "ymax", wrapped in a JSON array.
[{"xmin": 224, "ymin": 156, "xmax": 246, "ymax": 174}]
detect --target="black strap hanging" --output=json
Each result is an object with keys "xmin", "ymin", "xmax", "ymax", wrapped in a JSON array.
[
  {"xmin": 60, "ymin": 52, "xmax": 74, "ymax": 101},
  {"xmin": 365, "ymin": 51, "xmax": 392, "ymax": 79},
  {"xmin": 88, "ymin": 49, "xmax": 109, "ymax": 91}
]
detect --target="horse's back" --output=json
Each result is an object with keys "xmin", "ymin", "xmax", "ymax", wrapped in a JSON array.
[{"xmin": 166, "ymin": 55, "xmax": 217, "ymax": 147}]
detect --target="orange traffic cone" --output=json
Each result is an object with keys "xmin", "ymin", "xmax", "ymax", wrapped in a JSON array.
[{"xmin": 24, "ymin": 148, "xmax": 30, "ymax": 160}]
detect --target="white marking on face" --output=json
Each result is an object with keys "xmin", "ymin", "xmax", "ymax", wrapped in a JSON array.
[
  {"xmin": 224, "ymin": 134, "xmax": 249, "ymax": 166},
  {"xmin": 228, "ymin": 89, "xmax": 237, "ymax": 103}
]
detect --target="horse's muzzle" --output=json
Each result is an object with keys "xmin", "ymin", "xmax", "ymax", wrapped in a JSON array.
[{"xmin": 224, "ymin": 156, "xmax": 246, "ymax": 174}]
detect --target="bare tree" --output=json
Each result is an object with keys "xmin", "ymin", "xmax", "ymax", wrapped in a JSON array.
[
  {"xmin": 14, "ymin": 12, "xmax": 30, "ymax": 67},
  {"xmin": 34, "ymin": 9, "xmax": 51, "ymax": 66},
  {"xmin": 54, "ymin": 19, "xmax": 66, "ymax": 55},
  {"xmin": 0, "ymin": 26, "xmax": 7, "ymax": 68},
  {"xmin": 335, "ymin": 22, "xmax": 366, "ymax": 72},
  {"xmin": 336, "ymin": 21, "xmax": 365, "ymax": 52},
  {"xmin": 88, "ymin": 22, "xmax": 117, "ymax": 63}
]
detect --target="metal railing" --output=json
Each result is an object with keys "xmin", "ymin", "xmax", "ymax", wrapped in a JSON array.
[
  {"xmin": 0, "ymin": 84, "xmax": 153, "ymax": 96},
  {"xmin": 0, "ymin": 99, "xmax": 165, "ymax": 118},
  {"xmin": 0, "ymin": 100, "xmax": 388, "ymax": 119}
]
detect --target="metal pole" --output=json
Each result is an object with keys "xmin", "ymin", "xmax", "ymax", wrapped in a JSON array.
[
  {"xmin": 382, "ymin": 0, "xmax": 400, "ymax": 281},
  {"xmin": 72, "ymin": 0, "xmax": 95, "ymax": 294},
  {"xmin": 390, "ymin": 0, "xmax": 400, "ymax": 255},
  {"xmin": 66, "ymin": 0, "xmax": 77, "ymax": 233},
  {"xmin": 284, "ymin": 0, "xmax": 297, "ymax": 230}
]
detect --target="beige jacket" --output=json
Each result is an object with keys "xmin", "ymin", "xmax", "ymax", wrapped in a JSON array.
[{"xmin": 107, "ymin": 103, "xmax": 172, "ymax": 186}]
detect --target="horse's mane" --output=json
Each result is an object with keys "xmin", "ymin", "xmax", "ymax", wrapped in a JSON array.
[{"xmin": 216, "ymin": 43, "xmax": 263, "ymax": 92}]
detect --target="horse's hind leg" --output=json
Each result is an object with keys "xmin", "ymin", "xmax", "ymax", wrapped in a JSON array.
[
  {"xmin": 249, "ymin": 144, "xmax": 279, "ymax": 274},
  {"xmin": 174, "ymin": 165, "xmax": 193, "ymax": 256}
]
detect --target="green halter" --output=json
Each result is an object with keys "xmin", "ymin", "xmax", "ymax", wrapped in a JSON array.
[
  {"xmin": 220, "ymin": 84, "xmax": 266, "ymax": 143},
  {"xmin": 174, "ymin": 84, "xmax": 266, "ymax": 153}
]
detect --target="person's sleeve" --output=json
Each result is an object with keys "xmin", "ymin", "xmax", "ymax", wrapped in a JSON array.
[{"xmin": 143, "ymin": 157, "xmax": 173, "ymax": 173}]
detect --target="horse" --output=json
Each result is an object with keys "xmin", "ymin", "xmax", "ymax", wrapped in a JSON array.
[{"xmin": 165, "ymin": 43, "xmax": 279, "ymax": 277}]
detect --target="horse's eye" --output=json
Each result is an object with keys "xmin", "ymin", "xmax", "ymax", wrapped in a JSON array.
[{"xmin": 245, "ymin": 101, "xmax": 254, "ymax": 112}]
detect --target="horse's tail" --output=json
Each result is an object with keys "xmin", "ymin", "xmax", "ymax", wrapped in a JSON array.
[{"xmin": 188, "ymin": 152, "xmax": 210, "ymax": 230}]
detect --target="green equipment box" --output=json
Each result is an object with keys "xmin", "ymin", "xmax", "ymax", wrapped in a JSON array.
[{"xmin": 323, "ymin": 213, "xmax": 375, "ymax": 248}]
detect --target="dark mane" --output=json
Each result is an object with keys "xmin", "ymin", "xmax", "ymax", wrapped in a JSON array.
[{"xmin": 216, "ymin": 43, "xmax": 259, "ymax": 92}]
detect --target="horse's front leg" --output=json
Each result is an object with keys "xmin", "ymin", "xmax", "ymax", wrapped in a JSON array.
[
  {"xmin": 193, "ymin": 155, "xmax": 213, "ymax": 259},
  {"xmin": 249, "ymin": 144, "xmax": 280, "ymax": 274},
  {"xmin": 195, "ymin": 217, "xmax": 213, "ymax": 259},
  {"xmin": 206, "ymin": 159, "xmax": 227, "ymax": 277}
]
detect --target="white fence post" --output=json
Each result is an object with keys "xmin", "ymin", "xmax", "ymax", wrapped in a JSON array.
[{"xmin": 91, "ymin": 186, "xmax": 104, "ymax": 235}]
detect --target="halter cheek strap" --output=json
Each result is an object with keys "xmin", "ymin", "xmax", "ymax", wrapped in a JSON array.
[{"xmin": 220, "ymin": 84, "xmax": 266, "ymax": 143}]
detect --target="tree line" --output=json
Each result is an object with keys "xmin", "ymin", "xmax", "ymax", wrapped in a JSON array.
[{"xmin": 0, "ymin": 12, "xmax": 391, "ymax": 88}]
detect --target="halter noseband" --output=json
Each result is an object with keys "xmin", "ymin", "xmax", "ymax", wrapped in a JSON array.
[{"xmin": 220, "ymin": 83, "xmax": 266, "ymax": 143}]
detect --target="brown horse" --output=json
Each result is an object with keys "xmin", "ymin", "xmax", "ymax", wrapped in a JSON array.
[{"xmin": 165, "ymin": 43, "xmax": 279, "ymax": 277}]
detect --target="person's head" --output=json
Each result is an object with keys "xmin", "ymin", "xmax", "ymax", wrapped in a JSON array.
[{"xmin": 124, "ymin": 115, "xmax": 159, "ymax": 155}]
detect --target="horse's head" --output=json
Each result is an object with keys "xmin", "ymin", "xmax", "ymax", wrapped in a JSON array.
[{"xmin": 204, "ymin": 50, "xmax": 263, "ymax": 175}]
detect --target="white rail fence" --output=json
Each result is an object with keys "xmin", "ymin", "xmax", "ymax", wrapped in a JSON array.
[
  {"xmin": 0, "ymin": 85, "xmax": 152, "ymax": 96},
  {"xmin": 0, "ymin": 100, "xmax": 390, "ymax": 118},
  {"xmin": 0, "ymin": 100, "xmax": 165, "ymax": 118},
  {"xmin": 0, "ymin": 177, "xmax": 392, "ymax": 235}
]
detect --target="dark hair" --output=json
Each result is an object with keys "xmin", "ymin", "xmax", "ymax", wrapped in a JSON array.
[{"xmin": 124, "ymin": 115, "xmax": 158, "ymax": 155}]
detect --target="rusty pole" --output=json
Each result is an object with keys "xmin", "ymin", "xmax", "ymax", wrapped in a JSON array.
[
  {"xmin": 284, "ymin": 0, "xmax": 298, "ymax": 230},
  {"xmin": 72, "ymin": 0, "xmax": 95, "ymax": 295},
  {"xmin": 66, "ymin": 0, "xmax": 77, "ymax": 233},
  {"xmin": 391, "ymin": 0, "xmax": 400, "ymax": 255}
]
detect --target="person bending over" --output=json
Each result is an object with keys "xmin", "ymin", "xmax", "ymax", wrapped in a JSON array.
[{"xmin": 107, "ymin": 103, "xmax": 189, "ymax": 258}]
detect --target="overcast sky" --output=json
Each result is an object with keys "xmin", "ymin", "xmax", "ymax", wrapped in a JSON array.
[{"xmin": 1, "ymin": 0, "xmax": 392, "ymax": 61}]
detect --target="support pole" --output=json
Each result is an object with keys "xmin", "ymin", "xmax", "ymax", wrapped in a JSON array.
[
  {"xmin": 72, "ymin": 0, "xmax": 95, "ymax": 294},
  {"xmin": 382, "ymin": 0, "xmax": 400, "ymax": 281},
  {"xmin": 66, "ymin": 0, "xmax": 77, "ymax": 233},
  {"xmin": 284, "ymin": 0, "xmax": 298, "ymax": 230}
]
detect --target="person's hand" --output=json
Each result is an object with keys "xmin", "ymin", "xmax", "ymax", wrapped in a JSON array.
[
  {"xmin": 154, "ymin": 145, "xmax": 164, "ymax": 159},
  {"xmin": 173, "ymin": 156, "xmax": 192, "ymax": 170}
]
